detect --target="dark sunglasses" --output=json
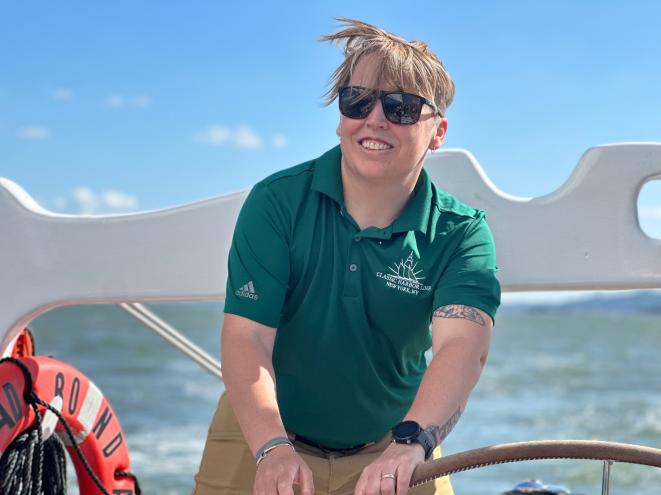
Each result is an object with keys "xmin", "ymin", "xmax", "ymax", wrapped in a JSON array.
[{"xmin": 338, "ymin": 86, "xmax": 442, "ymax": 125}]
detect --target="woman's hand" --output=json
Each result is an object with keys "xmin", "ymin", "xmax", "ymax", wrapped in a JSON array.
[
  {"xmin": 354, "ymin": 441, "xmax": 425, "ymax": 495},
  {"xmin": 254, "ymin": 445, "xmax": 315, "ymax": 495}
]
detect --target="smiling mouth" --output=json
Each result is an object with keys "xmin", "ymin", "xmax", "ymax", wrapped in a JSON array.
[{"xmin": 359, "ymin": 139, "xmax": 393, "ymax": 151}]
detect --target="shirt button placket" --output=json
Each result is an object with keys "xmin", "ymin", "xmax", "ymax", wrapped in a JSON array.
[{"xmin": 344, "ymin": 233, "xmax": 361, "ymax": 298}]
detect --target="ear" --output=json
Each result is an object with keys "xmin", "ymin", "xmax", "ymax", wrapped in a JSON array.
[
  {"xmin": 336, "ymin": 122, "xmax": 341, "ymax": 138},
  {"xmin": 429, "ymin": 118, "xmax": 448, "ymax": 151}
]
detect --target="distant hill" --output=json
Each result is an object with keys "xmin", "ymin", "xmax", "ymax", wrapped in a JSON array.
[{"xmin": 504, "ymin": 290, "xmax": 661, "ymax": 314}]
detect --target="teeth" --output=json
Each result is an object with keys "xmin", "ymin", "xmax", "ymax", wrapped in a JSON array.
[{"xmin": 361, "ymin": 139, "xmax": 391, "ymax": 150}]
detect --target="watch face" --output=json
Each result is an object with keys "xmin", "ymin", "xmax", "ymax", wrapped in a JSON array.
[{"xmin": 394, "ymin": 420, "xmax": 420, "ymax": 440}]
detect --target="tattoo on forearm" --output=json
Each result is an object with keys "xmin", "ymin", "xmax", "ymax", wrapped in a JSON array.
[
  {"xmin": 433, "ymin": 305, "xmax": 485, "ymax": 326},
  {"xmin": 424, "ymin": 407, "xmax": 463, "ymax": 446}
]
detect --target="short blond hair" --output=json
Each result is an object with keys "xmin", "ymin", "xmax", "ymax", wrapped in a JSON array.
[{"xmin": 320, "ymin": 18, "xmax": 455, "ymax": 115}]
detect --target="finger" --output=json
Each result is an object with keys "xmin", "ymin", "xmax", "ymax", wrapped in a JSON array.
[
  {"xmin": 396, "ymin": 465, "xmax": 414, "ymax": 495},
  {"xmin": 379, "ymin": 475, "xmax": 397, "ymax": 495},
  {"xmin": 277, "ymin": 477, "xmax": 295, "ymax": 495},
  {"xmin": 365, "ymin": 473, "xmax": 383, "ymax": 495},
  {"xmin": 354, "ymin": 469, "xmax": 369, "ymax": 495},
  {"xmin": 295, "ymin": 465, "xmax": 315, "ymax": 495}
]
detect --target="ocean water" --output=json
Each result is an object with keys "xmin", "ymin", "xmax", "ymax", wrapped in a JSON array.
[{"xmin": 27, "ymin": 304, "xmax": 661, "ymax": 495}]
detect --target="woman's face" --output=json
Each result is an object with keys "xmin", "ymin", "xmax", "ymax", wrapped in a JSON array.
[{"xmin": 337, "ymin": 56, "xmax": 447, "ymax": 185}]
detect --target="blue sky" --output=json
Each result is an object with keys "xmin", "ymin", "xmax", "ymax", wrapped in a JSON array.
[{"xmin": 2, "ymin": 1, "xmax": 660, "ymax": 250}]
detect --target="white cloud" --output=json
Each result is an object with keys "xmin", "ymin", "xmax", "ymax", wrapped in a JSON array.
[
  {"xmin": 18, "ymin": 126, "xmax": 50, "ymax": 140},
  {"xmin": 639, "ymin": 205, "xmax": 661, "ymax": 239},
  {"xmin": 67, "ymin": 187, "xmax": 138, "ymax": 214},
  {"xmin": 194, "ymin": 124, "xmax": 263, "ymax": 149},
  {"xmin": 639, "ymin": 205, "xmax": 661, "ymax": 220},
  {"xmin": 194, "ymin": 125, "xmax": 232, "ymax": 145},
  {"xmin": 132, "ymin": 95, "xmax": 151, "ymax": 108},
  {"xmin": 52, "ymin": 88, "xmax": 73, "ymax": 101},
  {"xmin": 53, "ymin": 197, "xmax": 68, "ymax": 211},
  {"xmin": 234, "ymin": 126, "xmax": 262, "ymax": 149},
  {"xmin": 105, "ymin": 94, "xmax": 151, "ymax": 108},
  {"xmin": 103, "ymin": 190, "xmax": 138, "ymax": 210},
  {"xmin": 272, "ymin": 133, "xmax": 287, "ymax": 148},
  {"xmin": 105, "ymin": 94, "xmax": 126, "ymax": 108},
  {"xmin": 72, "ymin": 187, "xmax": 99, "ymax": 214}
]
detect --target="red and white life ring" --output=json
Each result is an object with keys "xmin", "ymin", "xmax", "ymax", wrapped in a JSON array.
[{"xmin": 0, "ymin": 355, "xmax": 139, "ymax": 494}]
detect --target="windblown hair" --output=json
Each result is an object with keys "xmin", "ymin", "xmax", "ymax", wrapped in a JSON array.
[{"xmin": 320, "ymin": 18, "xmax": 455, "ymax": 115}]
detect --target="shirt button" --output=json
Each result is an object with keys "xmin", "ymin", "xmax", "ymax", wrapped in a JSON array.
[
  {"xmin": 349, "ymin": 264, "xmax": 358, "ymax": 272},
  {"xmin": 354, "ymin": 235, "xmax": 361, "ymax": 242}
]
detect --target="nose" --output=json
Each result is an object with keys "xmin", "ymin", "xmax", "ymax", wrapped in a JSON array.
[{"xmin": 364, "ymin": 97, "xmax": 388, "ymax": 128}]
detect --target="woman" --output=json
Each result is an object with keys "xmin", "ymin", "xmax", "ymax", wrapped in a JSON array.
[{"xmin": 194, "ymin": 18, "xmax": 500, "ymax": 495}]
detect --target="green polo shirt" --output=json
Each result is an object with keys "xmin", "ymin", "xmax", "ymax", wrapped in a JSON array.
[{"xmin": 224, "ymin": 145, "xmax": 500, "ymax": 448}]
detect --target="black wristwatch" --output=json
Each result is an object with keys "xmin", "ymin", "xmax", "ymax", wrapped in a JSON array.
[{"xmin": 391, "ymin": 420, "xmax": 435, "ymax": 460}]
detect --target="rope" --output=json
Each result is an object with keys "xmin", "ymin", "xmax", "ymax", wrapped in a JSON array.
[
  {"xmin": 0, "ymin": 357, "xmax": 141, "ymax": 495},
  {"xmin": 0, "ymin": 424, "xmax": 67, "ymax": 494}
]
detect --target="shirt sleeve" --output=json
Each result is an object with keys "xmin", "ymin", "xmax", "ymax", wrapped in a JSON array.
[
  {"xmin": 224, "ymin": 182, "xmax": 290, "ymax": 328},
  {"xmin": 432, "ymin": 211, "xmax": 501, "ymax": 324}
]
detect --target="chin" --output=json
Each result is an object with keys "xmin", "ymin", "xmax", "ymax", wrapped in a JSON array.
[
  {"xmin": 342, "ymin": 145, "xmax": 398, "ymax": 181},
  {"xmin": 353, "ymin": 160, "xmax": 395, "ymax": 181}
]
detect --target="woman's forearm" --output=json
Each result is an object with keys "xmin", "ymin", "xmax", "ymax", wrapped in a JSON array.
[
  {"xmin": 404, "ymin": 335, "xmax": 487, "ymax": 446},
  {"xmin": 221, "ymin": 314, "xmax": 288, "ymax": 455}
]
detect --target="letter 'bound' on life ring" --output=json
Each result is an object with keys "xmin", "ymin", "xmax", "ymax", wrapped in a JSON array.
[{"xmin": 0, "ymin": 355, "xmax": 138, "ymax": 494}]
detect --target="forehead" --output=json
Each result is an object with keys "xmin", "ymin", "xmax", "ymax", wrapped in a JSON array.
[{"xmin": 349, "ymin": 55, "xmax": 413, "ymax": 93}]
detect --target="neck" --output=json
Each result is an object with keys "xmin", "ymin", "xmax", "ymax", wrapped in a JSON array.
[{"xmin": 341, "ymin": 163, "xmax": 422, "ymax": 230}]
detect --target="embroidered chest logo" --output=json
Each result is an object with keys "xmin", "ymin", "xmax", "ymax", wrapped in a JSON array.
[{"xmin": 376, "ymin": 251, "xmax": 432, "ymax": 296}]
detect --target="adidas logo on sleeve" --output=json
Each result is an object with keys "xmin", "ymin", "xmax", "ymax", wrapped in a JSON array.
[{"xmin": 235, "ymin": 281, "xmax": 259, "ymax": 300}]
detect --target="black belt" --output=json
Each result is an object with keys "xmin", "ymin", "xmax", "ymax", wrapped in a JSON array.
[{"xmin": 291, "ymin": 433, "xmax": 369, "ymax": 456}]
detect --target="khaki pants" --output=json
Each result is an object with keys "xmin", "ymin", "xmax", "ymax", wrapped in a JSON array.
[{"xmin": 193, "ymin": 394, "xmax": 454, "ymax": 495}]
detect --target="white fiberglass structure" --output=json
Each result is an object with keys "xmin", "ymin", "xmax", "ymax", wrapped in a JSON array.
[{"xmin": 1, "ymin": 143, "xmax": 660, "ymax": 355}]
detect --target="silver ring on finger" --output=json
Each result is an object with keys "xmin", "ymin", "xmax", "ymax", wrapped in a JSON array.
[{"xmin": 381, "ymin": 473, "xmax": 396, "ymax": 480}]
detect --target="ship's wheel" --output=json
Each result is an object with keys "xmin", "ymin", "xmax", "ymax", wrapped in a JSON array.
[{"xmin": 410, "ymin": 440, "xmax": 661, "ymax": 493}]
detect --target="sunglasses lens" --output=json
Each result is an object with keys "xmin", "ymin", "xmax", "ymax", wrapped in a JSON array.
[
  {"xmin": 339, "ymin": 87, "xmax": 377, "ymax": 119},
  {"xmin": 339, "ymin": 87, "xmax": 427, "ymax": 124},
  {"xmin": 382, "ymin": 93, "xmax": 423, "ymax": 125}
]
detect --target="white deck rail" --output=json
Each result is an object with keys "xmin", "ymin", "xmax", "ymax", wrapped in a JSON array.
[{"xmin": 1, "ymin": 143, "xmax": 660, "ymax": 355}]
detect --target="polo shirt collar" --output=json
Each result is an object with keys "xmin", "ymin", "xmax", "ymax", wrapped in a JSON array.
[
  {"xmin": 392, "ymin": 168, "xmax": 432, "ymax": 236},
  {"xmin": 311, "ymin": 145, "xmax": 344, "ymax": 205},
  {"xmin": 311, "ymin": 145, "xmax": 433, "ymax": 237}
]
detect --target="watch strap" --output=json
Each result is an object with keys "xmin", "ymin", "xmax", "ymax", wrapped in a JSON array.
[{"xmin": 416, "ymin": 428, "xmax": 435, "ymax": 460}]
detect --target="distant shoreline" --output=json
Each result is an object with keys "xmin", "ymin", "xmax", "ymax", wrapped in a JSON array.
[{"xmin": 501, "ymin": 288, "xmax": 661, "ymax": 313}]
